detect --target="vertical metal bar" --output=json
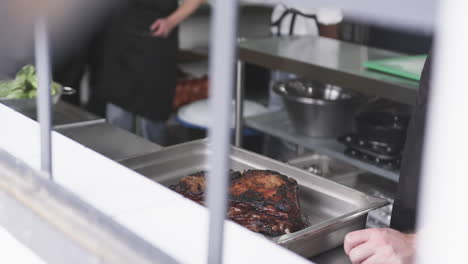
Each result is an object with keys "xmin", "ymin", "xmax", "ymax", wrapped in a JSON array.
[
  {"xmin": 416, "ymin": 1, "xmax": 468, "ymax": 263},
  {"xmin": 34, "ymin": 17, "xmax": 53, "ymax": 179},
  {"xmin": 234, "ymin": 60, "xmax": 245, "ymax": 147},
  {"xmin": 296, "ymin": 145, "xmax": 305, "ymax": 156},
  {"xmin": 206, "ymin": 0, "xmax": 239, "ymax": 263}
]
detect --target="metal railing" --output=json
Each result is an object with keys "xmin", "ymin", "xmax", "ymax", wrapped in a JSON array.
[
  {"xmin": 206, "ymin": 0, "xmax": 239, "ymax": 262},
  {"xmin": 34, "ymin": 17, "xmax": 53, "ymax": 179}
]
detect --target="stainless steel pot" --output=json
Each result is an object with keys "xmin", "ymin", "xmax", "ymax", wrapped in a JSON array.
[
  {"xmin": 0, "ymin": 86, "xmax": 75, "ymax": 112},
  {"xmin": 273, "ymin": 79, "xmax": 362, "ymax": 138}
]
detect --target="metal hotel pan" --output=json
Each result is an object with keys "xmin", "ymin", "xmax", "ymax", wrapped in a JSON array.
[
  {"xmin": 120, "ymin": 140, "xmax": 387, "ymax": 257},
  {"xmin": 0, "ymin": 86, "xmax": 75, "ymax": 112}
]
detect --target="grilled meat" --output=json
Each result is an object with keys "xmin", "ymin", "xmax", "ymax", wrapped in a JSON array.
[
  {"xmin": 229, "ymin": 170, "xmax": 305, "ymax": 235},
  {"xmin": 170, "ymin": 170, "xmax": 306, "ymax": 236},
  {"xmin": 170, "ymin": 171, "xmax": 206, "ymax": 203},
  {"xmin": 170, "ymin": 170, "xmax": 241, "ymax": 203}
]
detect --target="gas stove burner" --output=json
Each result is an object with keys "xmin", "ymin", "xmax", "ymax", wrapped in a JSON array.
[
  {"xmin": 338, "ymin": 133, "xmax": 403, "ymax": 170},
  {"xmin": 338, "ymin": 134, "xmax": 403, "ymax": 157},
  {"xmin": 344, "ymin": 147, "xmax": 401, "ymax": 171}
]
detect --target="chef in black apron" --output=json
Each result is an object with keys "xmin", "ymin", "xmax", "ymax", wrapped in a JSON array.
[
  {"xmin": 97, "ymin": 0, "xmax": 202, "ymax": 145},
  {"xmin": 343, "ymin": 54, "xmax": 432, "ymax": 264}
]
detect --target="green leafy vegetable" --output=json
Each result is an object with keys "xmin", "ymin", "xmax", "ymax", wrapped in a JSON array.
[{"xmin": 0, "ymin": 65, "xmax": 62, "ymax": 99}]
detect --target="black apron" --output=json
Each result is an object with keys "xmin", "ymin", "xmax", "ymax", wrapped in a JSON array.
[
  {"xmin": 390, "ymin": 53, "xmax": 432, "ymax": 232},
  {"xmin": 97, "ymin": 0, "xmax": 178, "ymax": 121}
]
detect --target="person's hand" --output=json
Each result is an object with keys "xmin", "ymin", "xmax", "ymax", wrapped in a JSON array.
[
  {"xmin": 344, "ymin": 228, "xmax": 416, "ymax": 264},
  {"xmin": 150, "ymin": 18, "xmax": 176, "ymax": 38}
]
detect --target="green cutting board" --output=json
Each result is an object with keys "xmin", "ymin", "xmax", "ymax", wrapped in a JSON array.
[{"xmin": 364, "ymin": 55, "xmax": 428, "ymax": 81}]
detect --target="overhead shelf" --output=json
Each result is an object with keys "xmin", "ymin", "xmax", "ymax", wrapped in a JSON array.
[
  {"xmin": 238, "ymin": 36, "xmax": 420, "ymax": 105},
  {"xmin": 245, "ymin": 111, "xmax": 400, "ymax": 182}
]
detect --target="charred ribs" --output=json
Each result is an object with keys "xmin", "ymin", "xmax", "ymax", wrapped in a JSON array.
[{"xmin": 170, "ymin": 170, "xmax": 306, "ymax": 236}]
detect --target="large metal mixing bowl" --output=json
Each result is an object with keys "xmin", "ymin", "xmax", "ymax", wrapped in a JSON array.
[{"xmin": 274, "ymin": 79, "xmax": 362, "ymax": 138}]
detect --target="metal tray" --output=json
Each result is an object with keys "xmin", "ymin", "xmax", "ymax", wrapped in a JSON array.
[
  {"xmin": 287, "ymin": 154, "xmax": 395, "ymax": 228},
  {"xmin": 120, "ymin": 140, "xmax": 387, "ymax": 258},
  {"xmin": 0, "ymin": 86, "xmax": 75, "ymax": 112}
]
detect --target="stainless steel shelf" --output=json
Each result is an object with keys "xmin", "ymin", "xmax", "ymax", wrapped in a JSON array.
[
  {"xmin": 238, "ymin": 36, "xmax": 420, "ymax": 105},
  {"xmin": 245, "ymin": 111, "xmax": 400, "ymax": 182}
]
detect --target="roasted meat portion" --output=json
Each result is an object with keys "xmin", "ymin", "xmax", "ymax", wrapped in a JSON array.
[
  {"xmin": 229, "ymin": 170, "xmax": 305, "ymax": 235},
  {"xmin": 170, "ymin": 170, "xmax": 306, "ymax": 236},
  {"xmin": 169, "ymin": 171, "xmax": 206, "ymax": 203}
]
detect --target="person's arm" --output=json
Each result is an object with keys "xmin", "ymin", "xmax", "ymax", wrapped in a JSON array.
[
  {"xmin": 316, "ymin": 8, "xmax": 343, "ymax": 39},
  {"xmin": 344, "ymin": 228, "xmax": 417, "ymax": 264},
  {"xmin": 150, "ymin": 0, "xmax": 204, "ymax": 37}
]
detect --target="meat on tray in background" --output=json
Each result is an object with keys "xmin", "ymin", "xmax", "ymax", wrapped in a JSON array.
[
  {"xmin": 170, "ymin": 170, "xmax": 307, "ymax": 237},
  {"xmin": 173, "ymin": 75, "xmax": 209, "ymax": 109}
]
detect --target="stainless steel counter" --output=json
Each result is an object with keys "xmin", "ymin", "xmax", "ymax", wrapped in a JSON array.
[
  {"xmin": 10, "ymin": 99, "xmax": 162, "ymax": 163},
  {"xmin": 10, "ymin": 101, "xmax": 162, "ymax": 161},
  {"xmin": 15, "ymin": 101, "xmax": 103, "ymax": 126},
  {"xmin": 55, "ymin": 121, "xmax": 162, "ymax": 161},
  {"xmin": 238, "ymin": 36, "xmax": 420, "ymax": 105},
  {"xmin": 52, "ymin": 102, "xmax": 102, "ymax": 126}
]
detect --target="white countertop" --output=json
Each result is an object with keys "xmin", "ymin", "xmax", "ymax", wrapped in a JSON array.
[
  {"xmin": 0, "ymin": 103, "xmax": 313, "ymax": 264},
  {"xmin": 0, "ymin": 227, "xmax": 46, "ymax": 263}
]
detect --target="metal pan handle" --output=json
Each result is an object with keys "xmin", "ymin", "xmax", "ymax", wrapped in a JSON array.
[{"xmin": 62, "ymin": 86, "xmax": 76, "ymax": 96}]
